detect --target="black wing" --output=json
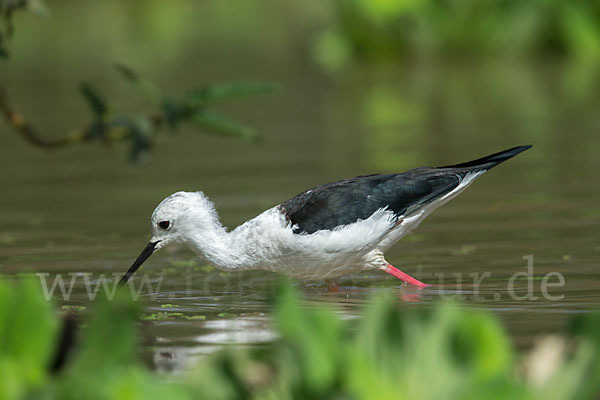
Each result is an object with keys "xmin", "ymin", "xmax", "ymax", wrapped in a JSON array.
[
  {"xmin": 279, "ymin": 145, "xmax": 531, "ymax": 234},
  {"xmin": 279, "ymin": 170, "xmax": 459, "ymax": 234}
]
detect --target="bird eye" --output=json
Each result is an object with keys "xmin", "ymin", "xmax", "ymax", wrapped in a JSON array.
[{"xmin": 158, "ymin": 221, "xmax": 170, "ymax": 230}]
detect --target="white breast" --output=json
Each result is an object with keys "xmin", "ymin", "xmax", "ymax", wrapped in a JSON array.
[
  {"xmin": 225, "ymin": 170, "xmax": 484, "ymax": 280},
  {"xmin": 228, "ymin": 207, "xmax": 396, "ymax": 279}
]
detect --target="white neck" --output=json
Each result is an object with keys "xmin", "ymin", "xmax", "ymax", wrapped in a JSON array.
[{"xmin": 181, "ymin": 214, "xmax": 251, "ymax": 271}]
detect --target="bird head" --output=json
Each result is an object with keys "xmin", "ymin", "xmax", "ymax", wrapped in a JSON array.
[{"xmin": 119, "ymin": 191, "xmax": 216, "ymax": 285}]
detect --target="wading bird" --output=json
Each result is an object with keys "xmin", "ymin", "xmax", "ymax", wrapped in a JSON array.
[{"xmin": 120, "ymin": 145, "xmax": 531, "ymax": 289}]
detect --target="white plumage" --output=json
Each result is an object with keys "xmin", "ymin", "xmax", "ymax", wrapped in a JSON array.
[
  {"xmin": 119, "ymin": 145, "xmax": 531, "ymax": 287},
  {"xmin": 148, "ymin": 171, "xmax": 482, "ymax": 280}
]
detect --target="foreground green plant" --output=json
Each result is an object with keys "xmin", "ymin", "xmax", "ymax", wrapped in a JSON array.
[{"xmin": 1, "ymin": 279, "xmax": 600, "ymax": 400}]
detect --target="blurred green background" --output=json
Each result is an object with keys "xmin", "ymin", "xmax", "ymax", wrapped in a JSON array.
[{"xmin": 1, "ymin": 0, "xmax": 600, "ymax": 371}]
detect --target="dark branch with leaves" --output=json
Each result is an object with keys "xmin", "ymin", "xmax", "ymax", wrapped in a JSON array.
[{"xmin": 0, "ymin": 1, "xmax": 276, "ymax": 163}]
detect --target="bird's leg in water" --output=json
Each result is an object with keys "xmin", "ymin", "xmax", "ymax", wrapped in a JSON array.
[{"xmin": 384, "ymin": 264, "xmax": 429, "ymax": 288}]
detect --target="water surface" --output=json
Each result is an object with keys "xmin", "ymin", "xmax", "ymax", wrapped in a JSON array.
[{"xmin": 1, "ymin": 2, "xmax": 599, "ymax": 371}]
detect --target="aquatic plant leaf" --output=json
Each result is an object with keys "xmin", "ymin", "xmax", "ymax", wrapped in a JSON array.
[
  {"xmin": 60, "ymin": 305, "xmax": 86, "ymax": 313},
  {"xmin": 217, "ymin": 312, "xmax": 236, "ymax": 318},
  {"xmin": 140, "ymin": 312, "xmax": 184, "ymax": 321},
  {"xmin": 181, "ymin": 315, "xmax": 206, "ymax": 321}
]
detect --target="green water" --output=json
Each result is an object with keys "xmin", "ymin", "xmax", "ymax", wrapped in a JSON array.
[{"xmin": 1, "ymin": 1, "xmax": 600, "ymax": 372}]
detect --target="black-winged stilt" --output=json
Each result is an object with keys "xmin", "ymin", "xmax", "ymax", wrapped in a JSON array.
[{"xmin": 120, "ymin": 145, "xmax": 531, "ymax": 288}]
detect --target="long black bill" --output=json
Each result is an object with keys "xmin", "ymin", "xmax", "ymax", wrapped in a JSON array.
[{"xmin": 119, "ymin": 241, "xmax": 159, "ymax": 286}]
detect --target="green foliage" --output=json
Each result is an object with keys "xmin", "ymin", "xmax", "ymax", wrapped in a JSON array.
[
  {"xmin": 315, "ymin": 0, "xmax": 600, "ymax": 69},
  {"xmin": 0, "ymin": 5, "xmax": 276, "ymax": 164},
  {"xmin": 78, "ymin": 65, "xmax": 276, "ymax": 162},
  {"xmin": 185, "ymin": 82, "xmax": 278, "ymax": 105},
  {"xmin": 79, "ymin": 83, "xmax": 108, "ymax": 119},
  {"xmin": 2, "ymin": 279, "xmax": 600, "ymax": 399},
  {"xmin": 190, "ymin": 110, "xmax": 258, "ymax": 142},
  {"xmin": 0, "ymin": 279, "xmax": 58, "ymax": 400},
  {"xmin": 188, "ymin": 285, "xmax": 600, "ymax": 399},
  {"xmin": 53, "ymin": 291, "xmax": 192, "ymax": 400}
]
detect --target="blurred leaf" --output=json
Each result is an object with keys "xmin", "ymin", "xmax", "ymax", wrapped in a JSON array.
[
  {"xmin": 0, "ymin": 279, "xmax": 59, "ymax": 399},
  {"xmin": 190, "ymin": 110, "xmax": 258, "ymax": 141},
  {"xmin": 562, "ymin": 4, "xmax": 600, "ymax": 62},
  {"xmin": 350, "ymin": 296, "xmax": 514, "ymax": 400},
  {"xmin": 185, "ymin": 82, "xmax": 277, "ymax": 106},
  {"xmin": 312, "ymin": 30, "xmax": 353, "ymax": 71},
  {"xmin": 568, "ymin": 309, "xmax": 600, "ymax": 347},
  {"xmin": 161, "ymin": 97, "xmax": 185, "ymax": 131},
  {"xmin": 114, "ymin": 63, "xmax": 165, "ymax": 104},
  {"xmin": 129, "ymin": 116, "xmax": 154, "ymax": 163},
  {"xmin": 67, "ymin": 291, "xmax": 139, "ymax": 370},
  {"xmin": 79, "ymin": 82, "xmax": 107, "ymax": 118},
  {"xmin": 0, "ymin": 281, "xmax": 600, "ymax": 400},
  {"xmin": 274, "ymin": 282, "xmax": 343, "ymax": 395},
  {"xmin": 450, "ymin": 309, "xmax": 513, "ymax": 379},
  {"xmin": 56, "ymin": 290, "xmax": 192, "ymax": 400},
  {"xmin": 0, "ymin": 40, "xmax": 8, "ymax": 59},
  {"xmin": 314, "ymin": 0, "xmax": 600, "ymax": 68},
  {"xmin": 6, "ymin": 279, "xmax": 600, "ymax": 399}
]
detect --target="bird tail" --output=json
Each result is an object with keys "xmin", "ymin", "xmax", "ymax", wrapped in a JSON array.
[{"xmin": 440, "ymin": 145, "xmax": 532, "ymax": 171}]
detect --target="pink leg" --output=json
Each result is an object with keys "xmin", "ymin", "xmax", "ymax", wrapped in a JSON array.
[{"xmin": 384, "ymin": 264, "xmax": 429, "ymax": 288}]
